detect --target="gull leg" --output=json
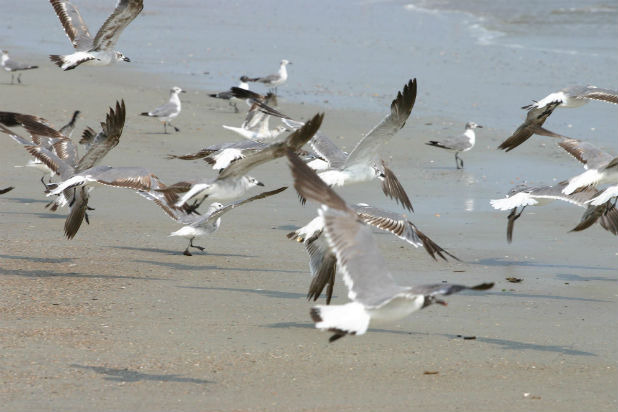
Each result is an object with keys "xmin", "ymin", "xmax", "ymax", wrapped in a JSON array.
[
  {"xmin": 17, "ymin": 73, "xmax": 22, "ymax": 84},
  {"xmin": 169, "ymin": 121, "xmax": 180, "ymax": 132},
  {"xmin": 163, "ymin": 122, "xmax": 168, "ymax": 134},
  {"xmin": 455, "ymin": 152, "xmax": 464, "ymax": 169},
  {"xmin": 183, "ymin": 245, "xmax": 192, "ymax": 256},
  {"xmin": 229, "ymin": 101, "xmax": 239, "ymax": 113},
  {"xmin": 185, "ymin": 197, "xmax": 206, "ymax": 214},
  {"xmin": 190, "ymin": 238, "xmax": 205, "ymax": 251},
  {"xmin": 10, "ymin": 73, "xmax": 15, "ymax": 84},
  {"xmin": 506, "ymin": 206, "xmax": 526, "ymax": 243}
]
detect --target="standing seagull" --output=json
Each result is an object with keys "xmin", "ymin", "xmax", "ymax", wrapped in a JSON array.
[
  {"xmin": 140, "ymin": 87, "xmax": 186, "ymax": 134},
  {"xmin": 49, "ymin": 0, "xmax": 143, "ymax": 70},
  {"xmin": 1, "ymin": 50, "xmax": 38, "ymax": 84},
  {"xmin": 246, "ymin": 59, "xmax": 291, "ymax": 93},
  {"xmin": 426, "ymin": 122, "xmax": 482, "ymax": 169},
  {"xmin": 286, "ymin": 149, "xmax": 493, "ymax": 342}
]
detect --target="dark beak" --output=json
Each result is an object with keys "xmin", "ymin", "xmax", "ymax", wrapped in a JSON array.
[
  {"xmin": 123, "ymin": 56, "xmax": 131, "ymax": 62},
  {"xmin": 477, "ymin": 125, "xmax": 483, "ymax": 128},
  {"xmin": 257, "ymin": 181, "xmax": 265, "ymax": 187}
]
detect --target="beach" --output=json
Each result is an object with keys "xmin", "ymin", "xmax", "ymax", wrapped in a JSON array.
[{"xmin": 1, "ymin": 1, "xmax": 617, "ymax": 411}]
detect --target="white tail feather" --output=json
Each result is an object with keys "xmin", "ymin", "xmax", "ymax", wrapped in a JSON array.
[{"xmin": 311, "ymin": 302, "xmax": 370, "ymax": 336}]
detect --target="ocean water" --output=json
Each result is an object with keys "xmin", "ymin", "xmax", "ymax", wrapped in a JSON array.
[{"xmin": 1, "ymin": 0, "xmax": 616, "ymax": 146}]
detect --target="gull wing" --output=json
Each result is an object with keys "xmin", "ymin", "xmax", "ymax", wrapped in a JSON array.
[
  {"xmin": 77, "ymin": 100, "xmax": 126, "ymax": 171},
  {"xmin": 378, "ymin": 162, "xmax": 414, "ymax": 212},
  {"xmin": 565, "ymin": 85, "xmax": 618, "ymax": 105},
  {"xmin": 88, "ymin": 166, "xmax": 161, "ymax": 191},
  {"xmin": 64, "ymin": 186, "xmax": 89, "ymax": 239},
  {"xmin": 498, "ymin": 102, "xmax": 565, "ymax": 152},
  {"xmin": 306, "ymin": 234, "xmax": 338, "ymax": 304},
  {"xmin": 217, "ymin": 113, "xmax": 323, "ymax": 180},
  {"xmin": 24, "ymin": 145, "xmax": 74, "ymax": 178},
  {"xmin": 408, "ymin": 282, "xmax": 494, "ymax": 297},
  {"xmin": 344, "ymin": 79, "xmax": 417, "ymax": 167},
  {"xmin": 49, "ymin": 0, "xmax": 93, "ymax": 50},
  {"xmin": 281, "ymin": 118, "xmax": 348, "ymax": 169},
  {"xmin": 558, "ymin": 138, "xmax": 614, "ymax": 170},
  {"xmin": 92, "ymin": 0, "xmax": 144, "ymax": 51},
  {"xmin": 320, "ymin": 208, "xmax": 406, "ymax": 307},
  {"xmin": 194, "ymin": 187, "xmax": 287, "ymax": 227}
]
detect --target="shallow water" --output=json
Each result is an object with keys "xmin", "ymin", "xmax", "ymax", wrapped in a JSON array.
[{"xmin": 2, "ymin": 0, "xmax": 616, "ymax": 147}]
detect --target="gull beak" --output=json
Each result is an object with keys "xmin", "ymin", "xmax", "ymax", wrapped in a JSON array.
[
  {"xmin": 257, "ymin": 181, "xmax": 265, "ymax": 187},
  {"xmin": 181, "ymin": 89, "xmax": 187, "ymax": 93},
  {"xmin": 477, "ymin": 125, "xmax": 483, "ymax": 128},
  {"xmin": 123, "ymin": 56, "xmax": 131, "ymax": 62}
]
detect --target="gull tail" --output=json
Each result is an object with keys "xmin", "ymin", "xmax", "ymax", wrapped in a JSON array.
[{"xmin": 310, "ymin": 302, "xmax": 370, "ymax": 342}]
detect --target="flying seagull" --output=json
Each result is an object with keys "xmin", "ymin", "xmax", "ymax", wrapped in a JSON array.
[
  {"xmin": 426, "ymin": 122, "xmax": 482, "ymax": 169},
  {"xmin": 140, "ymin": 87, "xmax": 185, "ymax": 134},
  {"xmin": 522, "ymin": 85, "xmax": 618, "ymax": 111},
  {"xmin": 1, "ymin": 50, "xmax": 38, "ymax": 84},
  {"xmin": 557, "ymin": 138, "xmax": 618, "ymax": 195},
  {"xmin": 497, "ymin": 101, "xmax": 567, "ymax": 152},
  {"xmin": 160, "ymin": 112, "xmax": 323, "ymax": 212},
  {"xmin": 286, "ymin": 149, "xmax": 492, "ymax": 342},
  {"xmin": 271, "ymin": 79, "xmax": 417, "ymax": 211},
  {"xmin": 288, "ymin": 203, "xmax": 458, "ymax": 304},
  {"xmin": 49, "ymin": 0, "xmax": 143, "ymax": 70},
  {"xmin": 490, "ymin": 181, "xmax": 618, "ymax": 241},
  {"xmin": 138, "ymin": 186, "xmax": 287, "ymax": 255}
]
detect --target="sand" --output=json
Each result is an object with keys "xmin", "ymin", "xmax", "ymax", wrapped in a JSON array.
[{"xmin": 1, "ymin": 56, "xmax": 617, "ymax": 412}]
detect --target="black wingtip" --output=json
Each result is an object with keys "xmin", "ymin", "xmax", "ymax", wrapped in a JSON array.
[
  {"xmin": 470, "ymin": 282, "xmax": 494, "ymax": 291},
  {"xmin": 310, "ymin": 307, "xmax": 322, "ymax": 322}
]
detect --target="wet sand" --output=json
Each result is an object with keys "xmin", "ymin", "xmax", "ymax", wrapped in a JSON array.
[{"xmin": 1, "ymin": 57, "xmax": 617, "ymax": 412}]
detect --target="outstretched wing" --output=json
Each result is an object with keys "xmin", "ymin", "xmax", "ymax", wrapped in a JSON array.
[
  {"xmin": 77, "ymin": 100, "xmax": 126, "ymax": 171},
  {"xmin": 49, "ymin": 0, "xmax": 93, "ymax": 50},
  {"xmin": 409, "ymin": 282, "xmax": 494, "ymax": 296},
  {"xmin": 345, "ymin": 79, "xmax": 417, "ymax": 167},
  {"xmin": 558, "ymin": 138, "xmax": 614, "ymax": 170},
  {"xmin": 92, "ymin": 0, "xmax": 144, "ymax": 51}
]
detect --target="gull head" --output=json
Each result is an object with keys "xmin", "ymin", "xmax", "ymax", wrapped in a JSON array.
[
  {"xmin": 465, "ymin": 122, "xmax": 482, "ymax": 130},
  {"xmin": 207, "ymin": 202, "xmax": 225, "ymax": 214},
  {"xmin": 115, "ymin": 52, "xmax": 130, "ymax": 63},
  {"xmin": 171, "ymin": 86, "xmax": 186, "ymax": 94},
  {"xmin": 281, "ymin": 59, "xmax": 291, "ymax": 66},
  {"xmin": 247, "ymin": 176, "xmax": 265, "ymax": 187}
]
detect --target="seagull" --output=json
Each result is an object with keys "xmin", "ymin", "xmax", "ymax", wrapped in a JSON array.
[
  {"xmin": 138, "ymin": 187, "xmax": 287, "ymax": 255},
  {"xmin": 288, "ymin": 203, "xmax": 458, "ymax": 304},
  {"xmin": 49, "ymin": 0, "xmax": 144, "ymax": 70},
  {"xmin": 208, "ymin": 76, "xmax": 250, "ymax": 113},
  {"xmin": 222, "ymin": 124, "xmax": 288, "ymax": 141},
  {"xmin": 497, "ymin": 101, "xmax": 567, "ymax": 152},
  {"xmin": 0, "ymin": 101, "xmax": 129, "ymax": 238},
  {"xmin": 522, "ymin": 85, "xmax": 618, "ymax": 111},
  {"xmin": 246, "ymin": 59, "xmax": 291, "ymax": 93},
  {"xmin": 426, "ymin": 122, "xmax": 482, "ymax": 169},
  {"xmin": 167, "ymin": 140, "xmax": 269, "ymax": 171},
  {"xmin": 587, "ymin": 184, "xmax": 618, "ymax": 207},
  {"xmin": 490, "ymin": 181, "xmax": 617, "ymax": 241},
  {"xmin": 140, "ymin": 87, "xmax": 185, "ymax": 134},
  {"xmin": 286, "ymin": 149, "xmax": 493, "ymax": 342},
  {"xmin": 557, "ymin": 138, "xmax": 618, "ymax": 195},
  {"xmin": 161, "ymin": 112, "xmax": 323, "ymax": 212},
  {"xmin": 1, "ymin": 50, "xmax": 38, "ymax": 84},
  {"xmin": 257, "ymin": 79, "xmax": 416, "ymax": 211},
  {"xmin": 571, "ymin": 200, "xmax": 618, "ymax": 235}
]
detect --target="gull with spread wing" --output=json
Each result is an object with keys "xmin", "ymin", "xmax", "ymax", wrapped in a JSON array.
[
  {"xmin": 138, "ymin": 187, "xmax": 287, "ymax": 255},
  {"xmin": 286, "ymin": 149, "xmax": 492, "ymax": 342},
  {"xmin": 288, "ymin": 203, "xmax": 458, "ymax": 304},
  {"xmin": 161, "ymin": 113, "xmax": 323, "ymax": 212},
  {"xmin": 49, "ymin": 0, "xmax": 143, "ymax": 70}
]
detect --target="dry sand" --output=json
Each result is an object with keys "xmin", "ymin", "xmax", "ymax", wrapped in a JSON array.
[{"xmin": 1, "ymin": 56, "xmax": 617, "ymax": 412}]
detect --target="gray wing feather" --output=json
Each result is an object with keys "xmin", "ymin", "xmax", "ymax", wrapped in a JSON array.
[
  {"xmin": 321, "ymin": 209, "xmax": 406, "ymax": 307},
  {"xmin": 345, "ymin": 79, "xmax": 417, "ymax": 166},
  {"xmin": 49, "ymin": 0, "xmax": 93, "ymax": 50},
  {"xmin": 558, "ymin": 138, "xmax": 614, "ymax": 169},
  {"xmin": 92, "ymin": 0, "xmax": 144, "ymax": 51},
  {"xmin": 77, "ymin": 100, "xmax": 125, "ymax": 171}
]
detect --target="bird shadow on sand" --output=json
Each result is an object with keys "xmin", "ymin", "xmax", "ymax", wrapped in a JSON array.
[
  {"xmin": 266, "ymin": 321, "xmax": 428, "ymax": 337},
  {"xmin": 179, "ymin": 285, "xmax": 308, "ymax": 299},
  {"xmin": 70, "ymin": 364, "xmax": 211, "ymax": 384},
  {"xmin": 0, "ymin": 254, "xmax": 74, "ymax": 264},
  {"xmin": 485, "ymin": 290, "xmax": 608, "ymax": 303},
  {"xmin": 134, "ymin": 259, "xmax": 303, "ymax": 274},
  {"xmin": 111, "ymin": 245, "xmax": 254, "ymax": 258},
  {"xmin": 0, "ymin": 266, "xmax": 163, "ymax": 281},
  {"xmin": 3, "ymin": 196, "xmax": 49, "ymax": 204},
  {"xmin": 473, "ymin": 257, "xmax": 615, "ymax": 272},
  {"xmin": 442, "ymin": 334, "xmax": 596, "ymax": 357}
]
